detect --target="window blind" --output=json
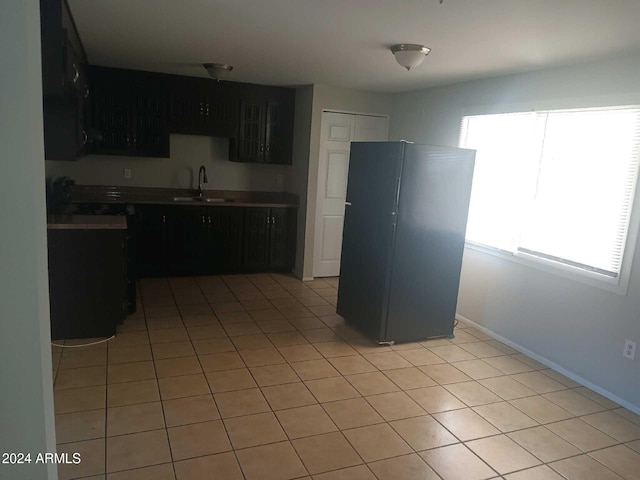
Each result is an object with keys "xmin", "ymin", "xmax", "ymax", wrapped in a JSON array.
[{"xmin": 459, "ymin": 106, "xmax": 640, "ymax": 278}]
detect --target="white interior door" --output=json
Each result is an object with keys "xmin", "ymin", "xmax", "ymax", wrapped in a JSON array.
[{"xmin": 313, "ymin": 112, "xmax": 388, "ymax": 277}]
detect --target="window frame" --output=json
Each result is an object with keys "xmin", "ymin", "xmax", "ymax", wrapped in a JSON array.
[{"xmin": 459, "ymin": 103, "xmax": 640, "ymax": 295}]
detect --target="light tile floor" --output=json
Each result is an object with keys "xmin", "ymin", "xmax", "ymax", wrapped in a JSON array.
[{"xmin": 51, "ymin": 274, "xmax": 640, "ymax": 480}]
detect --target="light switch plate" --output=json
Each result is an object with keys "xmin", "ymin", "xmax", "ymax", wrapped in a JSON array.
[{"xmin": 123, "ymin": 168, "xmax": 132, "ymax": 180}]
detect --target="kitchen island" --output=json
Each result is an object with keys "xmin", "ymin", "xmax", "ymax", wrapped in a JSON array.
[{"xmin": 47, "ymin": 214, "xmax": 127, "ymax": 339}]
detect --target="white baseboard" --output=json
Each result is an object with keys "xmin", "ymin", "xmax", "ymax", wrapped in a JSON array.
[
  {"xmin": 302, "ymin": 276, "xmax": 314, "ymax": 282},
  {"xmin": 455, "ymin": 313, "xmax": 640, "ymax": 415}
]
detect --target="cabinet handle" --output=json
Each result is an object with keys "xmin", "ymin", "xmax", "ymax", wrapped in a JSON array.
[
  {"xmin": 72, "ymin": 63, "xmax": 79, "ymax": 84},
  {"xmin": 202, "ymin": 215, "xmax": 206, "ymax": 224},
  {"xmin": 272, "ymin": 216, "xmax": 275, "ymax": 226},
  {"xmin": 82, "ymin": 129, "xmax": 88, "ymax": 145},
  {"xmin": 84, "ymin": 86, "xmax": 90, "ymax": 99},
  {"xmin": 208, "ymin": 216, "xmax": 212, "ymax": 225},
  {"xmin": 266, "ymin": 145, "xmax": 270, "ymax": 153},
  {"xmin": 162, "ymin": 215, "xmax": 166, "ymax": 224},
  {"xmin": 200, "ymin": 103, "xmax": 204, "ymax": 115},
  {"xmin": 266, "ymin": 216, "xmax": 270, "ymax": 226},
  {"xmin": 260, "ymin": 144, "xmax": 265, "ymax": 154},
  {"xmin": 205, "ymin": 103, "xmax": 210, "ymax": 117},
  {"xmin": 126, "ymin": 135, "xmax": 130, "ymax": 146}
]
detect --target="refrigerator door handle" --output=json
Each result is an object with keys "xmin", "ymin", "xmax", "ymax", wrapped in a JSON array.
[{"xmin": 394, "ymin": 178, "xmax": 401, "ymax": 206}]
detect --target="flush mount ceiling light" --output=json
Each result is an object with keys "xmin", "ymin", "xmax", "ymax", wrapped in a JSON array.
[
  {"xmin": 390, "ymin": 44, "xmax": 431, "ymax": 71},
  {"xmin": 203, "ymin": 62, "xmax": 234, "ymax": 81}
]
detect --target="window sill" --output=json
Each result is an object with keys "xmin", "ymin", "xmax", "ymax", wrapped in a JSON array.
[{"xmin": 463, "ymin": 241, "xmax": 631, "ymax": 295}]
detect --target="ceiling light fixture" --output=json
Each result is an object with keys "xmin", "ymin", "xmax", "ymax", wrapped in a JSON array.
[
  {"xmin": 390, "ymin": 44, "xmax": 431, "ymax": 71},
  {"xmin": 203, "ymin": 62, "xmax": 234, "ymax": 81}
]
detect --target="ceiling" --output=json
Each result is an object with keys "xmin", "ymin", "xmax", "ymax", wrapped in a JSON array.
[{"xmin": 68, "ymin": 0, "xmax": 640, "ymax": 93}]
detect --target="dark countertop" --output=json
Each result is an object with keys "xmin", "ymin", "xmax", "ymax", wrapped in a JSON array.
[
  {"xmin": 47, "ymin": 215, "xmax": 127, "ymax": 230},
  {"xmin": 68, "ymin": 185, "xmax": 299, "ymax": 208}
]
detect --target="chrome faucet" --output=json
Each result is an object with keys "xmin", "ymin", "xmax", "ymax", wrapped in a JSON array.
[{"xmin": 197, "ymin": 165, "xmax": 208, "ymax": 199}]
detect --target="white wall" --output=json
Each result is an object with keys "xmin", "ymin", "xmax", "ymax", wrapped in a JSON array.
[
  {"xmin": 46, "ymin": 134, "xmax": 286, "ymax": 192},
  {"xmin": 301, "ymin": 84, "xmax": 393, "ymax": 279},
  {"xmin": 390, "ymin": 53, "xmax": 640, "ymax": 409},
  {"xmin": 0, "ymin": 0, "xmax": 58, "ymax": 478}
]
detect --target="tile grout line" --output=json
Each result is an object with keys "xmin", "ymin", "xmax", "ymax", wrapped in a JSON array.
[
  {"xmin": 193, "ymin": 275, "xmax": 249, "ymax": 480},
  {"xmin": 218, "ymin": 272, "xmax": 308, "ymax": 479},
  {"xmin": 149, "ymin": 279, "xmax": 178, "ymax": 480},
  {"xmin": 56, "ymin": 274, "xmax": 638, "ymax": 479}
]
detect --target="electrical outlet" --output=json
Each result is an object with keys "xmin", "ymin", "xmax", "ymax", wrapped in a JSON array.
[
  {"xmin": 276, "ymin": 174, "xmax": 283, "ymax": 187},
  {"xmin": 123, "ymin": 168, "xmax": 132, "ymax": 180},
  {"xmin": 623, "ymin": 339, "xmax": 637, "ymax": 360}
]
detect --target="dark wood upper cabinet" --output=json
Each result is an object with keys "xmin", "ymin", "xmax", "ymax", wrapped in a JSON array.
[
  {"xmin": 232, "ymin": 88, "xmax": 294, "ymax": 165},
  {"xmin": 168, "ymin": 76, "xmax": 238, "ymax": 137},
  {"xmin": 40, "ymin": 49, "xmax": 296, "ymax": 162},
  {"xmin": 40, "ymin": 0, "xmax": 88, "ymax": 98},
  {"xmin": 40, "ymin": 0, "xmax": 89, "ymax": 161},
  {"xmin": 88, "ymin": 66, "xmax": 170, "ymax": 158}
]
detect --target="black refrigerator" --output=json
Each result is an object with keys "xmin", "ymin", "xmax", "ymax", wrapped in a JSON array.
[{"xmin": 337, "ymin": 142, "xmax": 475, "ymax": 344}]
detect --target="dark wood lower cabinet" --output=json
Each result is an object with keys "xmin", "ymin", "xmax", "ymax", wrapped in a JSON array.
[
  {"xmin": 48, "ymin": 229, "xmax": 126, "ymax": 340},
  {"xmin": 134, "ymin": 204, "xmax": 169, "ymax": 277},
  {"xmin": 243, "ymin": 207, "xmax": 270, "ymax": 270},
  {"xmin": 167, "ymin": 206, "xmax": 207, "ymax": 275},
  {"xmin": 269, "ymin": 208, "xmax": 292, "ymax": 270},
  {"xmin": 207, "ymin": 207, "xmax": 244, "ymax": 273},
  {"xmin": 243, "ymin": 207, "xmax": 293, "ymax": 271},
  {"xmin": 134, "ymin": 204, "xmax": 294, "ymax": 277}
]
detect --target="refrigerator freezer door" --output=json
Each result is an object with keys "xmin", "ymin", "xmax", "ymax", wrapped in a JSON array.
[
  {"xmin": 386, "ymin": 144, "xmax": 475, "ymax": 342},
  {"xmin": 337, "ymin": 142, "xmax": 404, "ymax": 341}
]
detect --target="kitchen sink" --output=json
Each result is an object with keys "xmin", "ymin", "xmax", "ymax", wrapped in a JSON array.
[{"xmin": 172, "ymin": 196, "xmax": 233, "ymax": 203}]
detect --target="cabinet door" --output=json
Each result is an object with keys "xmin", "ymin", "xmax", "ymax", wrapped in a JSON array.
[
  {"xmin": 268, "ymin": 208, "xmax": 290, "ymax": 270},
  {"xmin": 264, "ymin": 99, "xmax": 293, "ymax": 165},
  {"xmin": 232, "ymin": 87, "xmax": 294, "ymax": 165},
  {"xmin": 169, "ymin": 78, "xmax": 237, "ymax": 138},
  {"xmin": 91, "ymin": 81, "xmax": 133, "ymax": 155},
  {"xmin": 134, "ymin": 92, "xmax": 170, "ymax": 158},
  {"xmin": 236, "ymin": 100, "xmax": 266, "ymax": 163},
  {"xmin": 48, "ymin": 229, "xmax": 125, "ymax": 340},
  {"xmin": 207, "ymin": 207, "xmax": 244, "ymax": 273},
  {"xmin": 89, "ymin": 67, "xmax": 169, "ymax": 157},
  {"xmin": 134, "ymin": 205, "xmax": 168, "ymax": 277},
  {"xmin": 43, "ymin": 96, "xmax": 83, "ymax": 161},
  {"xmin": 169, "ymin": 77, "xmax": 199, "ymax": 134},
  {"xmin": 243, "ymin": 208, "xmax": 270, "ymax": 270},
  {"xmin": 166, "ymin": 206, "xmax": 207, "ymax": 275},
  {"xmin": 203, "ymin": 90, "xmax": 238, "ymax": 138}
]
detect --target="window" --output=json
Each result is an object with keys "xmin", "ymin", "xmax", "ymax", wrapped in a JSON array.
[{"xmin": 459, "ymin": 106, "xmax": 640, "ymax": 280}]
